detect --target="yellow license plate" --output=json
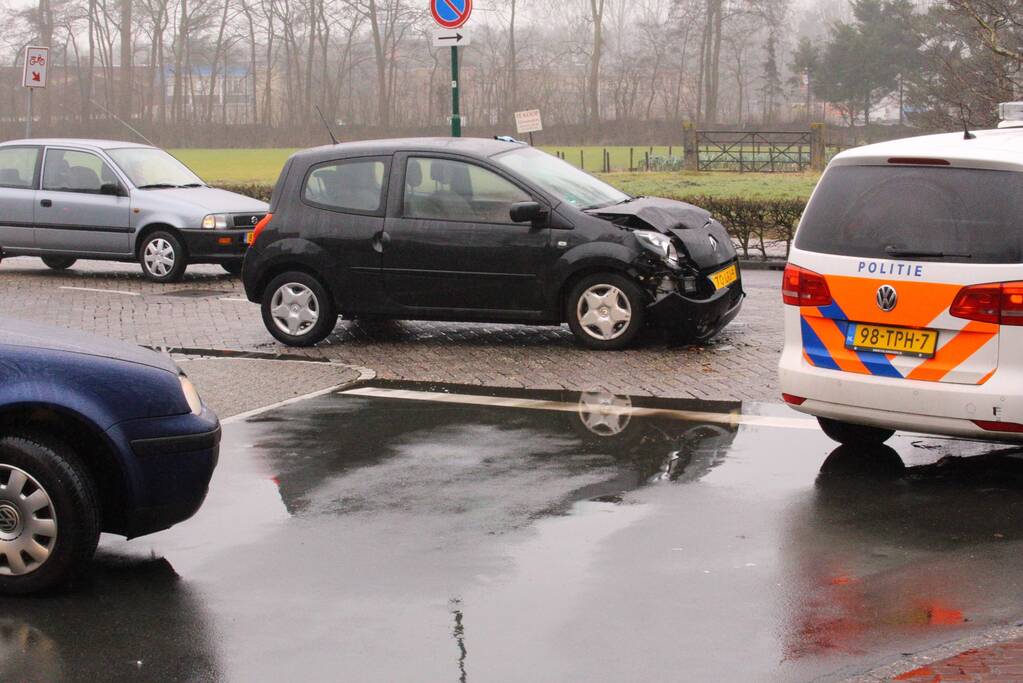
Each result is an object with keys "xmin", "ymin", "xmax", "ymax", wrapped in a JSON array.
[
  {"xmin": 244, "ymin": 231, "xmax": 254, "ymax": 244},
  {"xmin": 845, "ymin": 323, "xmax": 938, "ymax": 358},
  {"xmin": 710, "ymin": 264, "xmax": 738, "ymax": 290}
]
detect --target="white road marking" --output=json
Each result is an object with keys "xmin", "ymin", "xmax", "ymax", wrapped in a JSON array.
[
  {"xmin": 338, "ymin": 386, "xmax": 818, "ymax": 430},
  {"xmin": 58, "ymin": 286, "xmax": 140, "ymax": 296},
  {"xmin": 218, "ymin": 297, "xmax": 250, "ymax": 303}
]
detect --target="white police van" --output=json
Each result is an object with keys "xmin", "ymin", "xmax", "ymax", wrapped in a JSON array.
[{"xmin": 779, "ymin": 105, "xmax": 1023, "ymax": 444}]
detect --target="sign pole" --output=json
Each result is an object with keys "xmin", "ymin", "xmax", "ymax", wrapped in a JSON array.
[
  {"xmin": 26, "ymin": 88, "xmax": 33, "ymax": 138},
  {"xmin": 450, "ymin": 46, "xmax": 461, "ymax": 137}
]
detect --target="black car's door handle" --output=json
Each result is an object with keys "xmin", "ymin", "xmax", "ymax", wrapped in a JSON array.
[
  {"xmin": 372, "ymin": 231, "xmax": 390, "ymax": 253},
  {"xmin": 40, "ymin": 199, "xmax": 52, "ymax": 208}
]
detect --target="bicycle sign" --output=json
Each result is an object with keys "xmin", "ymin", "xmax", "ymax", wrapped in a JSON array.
[
  {"xmin": 431, "ymin": 0, "xmax": 472, "ymax": 29},
  {"xmin": 22, "ymin": 46, "xmax": 48, "ymax": 89}
]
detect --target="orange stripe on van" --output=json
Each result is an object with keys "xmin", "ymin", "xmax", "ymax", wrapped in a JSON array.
[
  {"xmin": 802, "ymin": 315, "xmax": 870, "ymax": 375},
  {"xmin": 906, "ymin": 322, "xmax": 995, "ymax": 382},
  {"xmin": 823, "ymin": 275, "xmax": 961, "ymax": 328}
]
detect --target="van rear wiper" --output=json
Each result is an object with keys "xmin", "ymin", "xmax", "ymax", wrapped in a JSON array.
[{"xmin": 884, "ymin": 246, "xmax": 971, "ymax": 258}]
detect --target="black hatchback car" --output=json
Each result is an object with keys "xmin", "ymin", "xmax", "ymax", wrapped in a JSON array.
[{"xmin": 242, "ymin": 138, "xmax": 743, "ymax": 350}]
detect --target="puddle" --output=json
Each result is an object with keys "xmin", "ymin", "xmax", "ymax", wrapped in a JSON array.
[{"xmin": 4, "ymin": 382, "xmax": 1023, "ymax": 682}]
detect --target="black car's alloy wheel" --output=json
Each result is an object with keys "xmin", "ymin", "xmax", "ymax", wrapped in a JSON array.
[
  {"xmin": 0, "ymin": 434, "xmax": 100, "ymax": 595},
  {"xmin": 139, "ymin": 231, "xmax": 188, "ymax": 282},
  {"xmin": 567, "ymin": 273, "xmax": 646, "ymax": 350},
  {"xmin": 817, "ymin": 417, "xmax": 895, "ymax": 446},
  {"xmin": 41, "ymin": 257, "xmax": 77, "ymax": 271},
  {"xmin": 262, "ymin": 271, "xmax": 337, "ymax": 347}
]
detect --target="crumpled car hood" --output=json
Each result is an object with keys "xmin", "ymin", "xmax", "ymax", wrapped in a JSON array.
[{"xmin": 590, "ymin": 197, "xmax": 736, "ymax": 270}]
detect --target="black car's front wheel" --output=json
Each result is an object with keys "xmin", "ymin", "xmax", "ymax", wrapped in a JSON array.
[
  {"xmin": 262, "ymin": 271, "xmax": 337, "ymax": 347},
  {"xmin": 567, "ymin": 273, "xmax": 646, "ymax": 350},
  {"xmin": 41, "ymin": 256, "xmax": 77, "ymax": 271},
  {"xmin": 0, "ymin": 434, "xmax": 100, "ymax": 595}
]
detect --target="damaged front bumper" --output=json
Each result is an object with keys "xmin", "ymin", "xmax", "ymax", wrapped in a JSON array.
[{"xmin": 646, "ymin": 272, "xmax": 745, "ymax": 342}]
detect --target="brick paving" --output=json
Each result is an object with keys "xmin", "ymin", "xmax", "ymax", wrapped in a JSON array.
[
  {"xmin": 0, "ymin": 257, "xmax": 783, "ymax": 402},
  {"xmin": 893, "ymin": 639, "xmax": 1023, "ymax": 682}
]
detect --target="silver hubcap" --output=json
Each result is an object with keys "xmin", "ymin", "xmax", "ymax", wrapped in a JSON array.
[
  {"xmin": 577, "ymin": 284, "xmax": 632, "ymax": 341},
  {"xmin": 0, "ymin": 465, "xmax": 57, "ymax": 576},
  {"xmin": 577, "ymin": 392, "xmax": 633, "ymax": 436},
  {"xmin": 144, "ymin": 238, "xmax": 175, "ymax": 276},
  {"xmin": 270, "ymin": 283, "xmax": 320, "ymax": 336}
]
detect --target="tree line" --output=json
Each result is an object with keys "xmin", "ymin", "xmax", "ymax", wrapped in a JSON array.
[{"xmin": 0, "ymin": 0, "xmax": 1016, "ymax": 145}]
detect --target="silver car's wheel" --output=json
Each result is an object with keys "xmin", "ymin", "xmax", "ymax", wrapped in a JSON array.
[
  {"xmin": 0, "ymin": 465, "xmax": 57, "ymax": 577},
  {"xmin": 576, "ymin": 284, "xmax": 633, "ymax": 341},
  {"xmin": 143, "ymin": 238, "xmax": 175, "ymax": 277},
  {"xmin": 270, "ymin": 282, "xmax": 320, "ymax": 337}
]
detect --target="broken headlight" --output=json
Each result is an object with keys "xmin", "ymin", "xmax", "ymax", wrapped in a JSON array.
[{"xmin": 634, "ymin": 231, "xmax": 679, "ymax": 267}]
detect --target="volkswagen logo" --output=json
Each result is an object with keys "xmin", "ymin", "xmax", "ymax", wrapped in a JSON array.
[
  {"xmin": 250, "ymin": 215, "xmax": 260, "ymax": 225},
  {"xmin": 0, "ymin": 504, "xmax": 19, "ymax": 534},
  {"xmin": 876, "ymin": 284, "xmax": 898, "ymax": 312}
]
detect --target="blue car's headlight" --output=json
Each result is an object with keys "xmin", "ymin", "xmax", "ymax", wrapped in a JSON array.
[
  {"xmin": 179, "ymin": 375, "xmax": 203, "ymax": 415},
  {"xmin": 634, "ymin": 231, "xmax": 679, "ymax": 267}
]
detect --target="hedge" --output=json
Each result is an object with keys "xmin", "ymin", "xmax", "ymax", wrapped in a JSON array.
[{"xmin": 216, "ymin": 184, "xmax": 805, "ymax": 261}]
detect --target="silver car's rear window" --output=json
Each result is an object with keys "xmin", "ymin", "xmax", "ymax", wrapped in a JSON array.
[{"xmin": 795, "ymin": 165, "xmax": 1023, "ymax": 264}]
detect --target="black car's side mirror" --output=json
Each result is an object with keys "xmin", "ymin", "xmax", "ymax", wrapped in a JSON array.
[
  {"xmin": 509, "ymin": 201, "xmax": 547, "ymax": 224},
  {"xmin": 100, "ymin": 182, "xmax": 126, "ymax": 197}
]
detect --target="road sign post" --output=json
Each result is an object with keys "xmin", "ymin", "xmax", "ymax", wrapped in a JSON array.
[
  {"xmin": 514, "ymin": 109, "xmax": 543, "ymax": 145},
  {"xmin": 431, "ymin": 0, "xmax": 472, "ymax": 137},
  {"xmin": 22, "ymin": 46, "xmax": 49, "ymax": 138}
]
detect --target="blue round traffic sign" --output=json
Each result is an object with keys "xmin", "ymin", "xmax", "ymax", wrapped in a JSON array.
[{"xmin": 431, "ymin": 0, "xmax": 472, "ymax": 29}]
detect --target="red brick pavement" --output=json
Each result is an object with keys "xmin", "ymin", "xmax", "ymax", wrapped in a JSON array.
[{"xmin": 895, "ymin": 639, "xmax": 1023, "ymax": 682}]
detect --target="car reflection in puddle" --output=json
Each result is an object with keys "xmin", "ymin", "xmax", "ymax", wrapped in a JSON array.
[
  {"xmin": 784, "ymin": 443, "xmax": 1023, "ymax": 664},
  {"xmin": 0, "ymin": 555, "xmax": 218, "ymax": 682}
]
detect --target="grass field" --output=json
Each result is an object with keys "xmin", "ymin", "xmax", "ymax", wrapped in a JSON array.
[{"xmin": 174, "ymin": 147, "xmax": 821, "ymax": 200}]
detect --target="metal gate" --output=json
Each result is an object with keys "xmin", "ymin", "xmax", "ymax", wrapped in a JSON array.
[{"xmin": 696, "ymin": 131, "xmax": 813, "ymax": 172}]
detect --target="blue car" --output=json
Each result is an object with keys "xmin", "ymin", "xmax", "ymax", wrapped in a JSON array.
[{"xmin": 0, "ymin": 318, "xmax": 219, "ymax": 594}]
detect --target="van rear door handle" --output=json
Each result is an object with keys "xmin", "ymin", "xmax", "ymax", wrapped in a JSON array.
[{"xmin": 40, "ymin": 199, "xmax": 52, "ymax": 208}]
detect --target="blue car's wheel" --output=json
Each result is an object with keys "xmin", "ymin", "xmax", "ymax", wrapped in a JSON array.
[{"xmin": 0, "ymin": 435, "xmax": 100, "ymax": 595}]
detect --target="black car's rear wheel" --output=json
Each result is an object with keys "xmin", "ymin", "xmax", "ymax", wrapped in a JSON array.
[
  {"xmin": 139, "ymin": 231, "xmax": 188, "ymax": 282},
  {"xmin": 0, "ymin": 434, "xmax": 100, "ymax": 595},
  {"xmin": 817, "ymin": 417, "xmax": 895, "ymax": 446},
  {"xmin": 262, "ymin": 271, "xmax": 337, "ymax": 347},
  {"xmin": 567, "ymin": 273, "xmax": 646, "ymax": 350},
  {"xmin": 41, "ymin": 256, "xmax": 76, "ymax": 271}
]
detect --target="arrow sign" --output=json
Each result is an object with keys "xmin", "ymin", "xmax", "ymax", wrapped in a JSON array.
[
  {"xmin": 22, "ymin": 46, "xmax": 49, "ymax": 89},
  {"xmin": 431, "ymin": 0, "xmax": 472, "ymax": 29},
  {"xmin": 432, "ymin": 29, "xmax": 472, "ymax": 48}
]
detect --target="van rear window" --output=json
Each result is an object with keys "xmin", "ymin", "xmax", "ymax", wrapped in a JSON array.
[{"xmin": 795, "ymin": 165, "xmax": 1023, "ymax": 264}]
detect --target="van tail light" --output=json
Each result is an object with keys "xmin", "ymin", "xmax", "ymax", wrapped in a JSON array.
[
  {"xmin": 950, "ymin": 281, "xmax": 1023, "ymax": 326},
  {"xmin": 782, "ymin": 393, "xmax": 807, "ymax": 405},
  {"xmin": 251, "ymin": 213, "xmax": 273, "ymax": 245},
  {"xmin": 782, "ymin": 264, "xmax": 833, "ymax": 307},
  {"xmin": 972, "ymin": 419, "xmax": 1023, "ymax": 434}
]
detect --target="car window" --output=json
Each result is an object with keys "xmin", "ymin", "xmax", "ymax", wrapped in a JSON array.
[
  {"xmin": 0, "ymin": 147, "xmax": 39, "ymax": 189},
  {"xmin": 304, "ymin": 159, "xmax": 385, "ymax": 213},
  {"xmin": 796, "ymin": 165, "xmax": 1023, "ymax": 264},
  {"xmin": 42, "ymin": 149, "xmax": 118, "ymax": 194},
  {"xmin": 404, "ymin": 157, "xmax": 531, "ymax": 223}
]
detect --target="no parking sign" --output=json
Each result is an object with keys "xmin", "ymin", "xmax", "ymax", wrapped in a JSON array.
[{"xmin": 431, "ymin": 0, "xmax": 472, "ymax": 29}]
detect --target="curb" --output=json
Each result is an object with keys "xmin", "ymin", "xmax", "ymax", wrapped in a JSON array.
[{"xmin": 738, "ymin": 259, "xmax": 786, "ymax": 271}]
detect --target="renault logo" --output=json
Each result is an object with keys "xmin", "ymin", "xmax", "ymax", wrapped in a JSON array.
[
  {"xmin": 708, "ymin": 235, "xmax": 718, "ymax": 251},
  {"xmin": 876, "ymin": 284, "xmax": 898, "ymax": 312},
  {"xmin": 0, "ymin": 504, "xmax": 19, "ymax": 534}
]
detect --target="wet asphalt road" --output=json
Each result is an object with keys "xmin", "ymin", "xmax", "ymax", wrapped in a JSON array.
[{"xmin": 4, "ymin": 383, "xmax": 1023, "ymax": 682}]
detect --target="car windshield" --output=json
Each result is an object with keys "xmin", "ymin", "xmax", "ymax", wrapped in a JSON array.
[
  {"xmin": 493, "ymin": 146, "xmax": 629, "ymax": 210},
  {"xmin": 107, "ymin": 147, "xmax": 204, "ymax": 188}
]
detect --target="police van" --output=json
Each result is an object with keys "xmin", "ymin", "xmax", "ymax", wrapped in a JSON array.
[{"xmin": 779, "ymin": 105, "xmax": 1023, "ymax": 445}]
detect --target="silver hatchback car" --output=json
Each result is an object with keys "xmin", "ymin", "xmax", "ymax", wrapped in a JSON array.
[{"xmin": 0, "ymin": 139, "xmax": 268, "ymax": 281}]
